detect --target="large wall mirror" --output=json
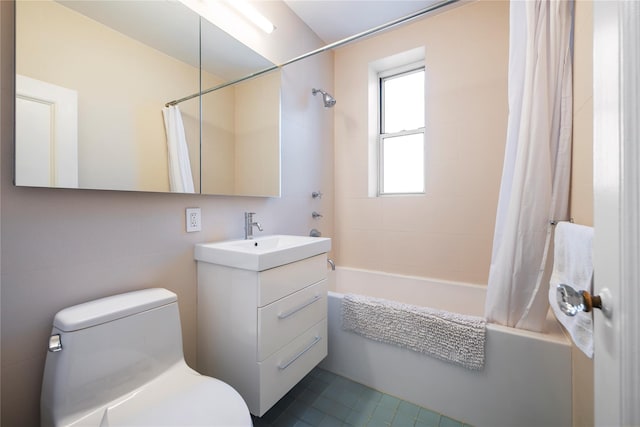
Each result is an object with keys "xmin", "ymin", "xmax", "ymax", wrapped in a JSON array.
[{"xmin": 15, "ymin": 0, "xmax": 280, "ymax": 196}]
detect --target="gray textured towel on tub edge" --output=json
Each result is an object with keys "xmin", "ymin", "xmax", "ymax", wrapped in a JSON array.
[{"xmin": 341, "ymin": 293, "xmax": 486, "ymax": 370}]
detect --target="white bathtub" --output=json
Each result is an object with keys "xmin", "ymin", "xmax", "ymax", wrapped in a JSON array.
[{"xmin": 319, "ymin": 267, "xmax": 572, "ymax": 427}]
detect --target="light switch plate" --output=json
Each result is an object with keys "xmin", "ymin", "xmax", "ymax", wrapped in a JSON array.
[{"xmin": 186, "ymin": 208, "xmax": 201, "ymax": 232}]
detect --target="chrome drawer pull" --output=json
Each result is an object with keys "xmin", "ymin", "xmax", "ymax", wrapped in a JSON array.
[
  {"xmin": 278, "ymin": 295, "xmax": 321, "ymax": 319},
  {"xmin": 278, "ymin": 336, "xmax": 322, "ymax": 370}
]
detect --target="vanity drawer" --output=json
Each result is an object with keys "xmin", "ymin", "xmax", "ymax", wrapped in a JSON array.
[
  {"xmin": 258, "ymin": 254, "xmax": 327, "ymax": 306},
  {"xmin": 258, "ymin": 319, "xmax": 327, "ymax": 415},
  {"xmin": 257, "ymin": 279, "xmax": 327, "ymax": 361}
]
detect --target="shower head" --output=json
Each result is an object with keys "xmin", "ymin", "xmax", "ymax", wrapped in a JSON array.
[{"xmin": 312, "ymin": 88, "xmax": 336, "ymax": 108}]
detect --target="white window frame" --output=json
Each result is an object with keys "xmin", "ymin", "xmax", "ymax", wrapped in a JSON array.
[{"xmin": 377, "ymin": 62, "xmax": 426, "ymax": 196}]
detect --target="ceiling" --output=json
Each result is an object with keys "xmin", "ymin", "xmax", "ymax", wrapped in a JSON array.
[{"xmin": 283, "ymin": 0, "xmax": 442, "ymax": 45}]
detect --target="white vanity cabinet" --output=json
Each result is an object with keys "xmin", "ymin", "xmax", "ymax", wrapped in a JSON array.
[{"xmin": 196, "ymin": 248, "xmax": 329, "ymax": 417}]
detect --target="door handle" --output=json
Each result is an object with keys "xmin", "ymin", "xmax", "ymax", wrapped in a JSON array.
[{"xmin": 556, "ymin": 283, "xmax": 612, "ymax": 318}]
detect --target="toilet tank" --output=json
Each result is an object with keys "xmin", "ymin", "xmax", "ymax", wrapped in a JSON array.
[{"xmin": 41, "ymin": 288, "xmax": 184, "ymax": 426}]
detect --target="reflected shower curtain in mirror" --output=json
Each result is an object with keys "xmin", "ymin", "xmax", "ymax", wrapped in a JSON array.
[
  {"xmin": 484, "ymin": 0, "xmax": 573, "ymax": 332},
  {"xmin": 162, "ymin": 105, "xmax": 195, "ymax": 193}
]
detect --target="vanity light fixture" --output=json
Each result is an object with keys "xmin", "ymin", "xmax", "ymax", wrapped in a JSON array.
[
  {"xmin": 224, "ymin": 0, "xmax": 276, "ymax": 34},
  {"xmin": 178, "ymin": 0, "xmax": 275, "ymax": 35}
]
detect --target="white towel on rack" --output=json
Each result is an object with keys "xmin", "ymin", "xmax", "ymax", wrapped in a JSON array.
[{"xmin": 548, "ymin": 222, "xmax": 594, "ymax": 358}]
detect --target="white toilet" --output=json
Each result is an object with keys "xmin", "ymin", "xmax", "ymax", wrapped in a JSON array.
[{"xmin": 41, "ymin": 288, "xmax": 252, "ymax": 426}]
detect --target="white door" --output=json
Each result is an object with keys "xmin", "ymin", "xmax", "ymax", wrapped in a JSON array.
[
  {"xmin": 593, "ymin": 1, "xmax": 640, "ymax": 426},
  {"xmin": 15, "ymin": 74, "xmax": 78, "ymax": 188}
]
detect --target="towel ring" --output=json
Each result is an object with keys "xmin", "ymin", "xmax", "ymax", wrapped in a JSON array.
[{"xmin": 556, "ymin": 283, "xmax": 613, "ymax": 319}]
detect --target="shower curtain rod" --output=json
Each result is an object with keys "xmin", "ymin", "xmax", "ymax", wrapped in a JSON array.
[{"xmin": 165, "ymin": 0, "xmax": 459, "ymax": 107}]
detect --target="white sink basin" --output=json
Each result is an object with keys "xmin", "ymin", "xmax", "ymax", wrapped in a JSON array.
[{"xmin": 195, "ymin": 235, "xmax": 331, "ymax": 271}]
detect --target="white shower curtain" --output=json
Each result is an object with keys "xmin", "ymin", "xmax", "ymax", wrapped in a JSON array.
[
  {"xmin": 162, "ymin": 105, "xmax": 195, "ymax": 193},
  {"xmin": 484, "ymin": 0, "xmax": 573, "ymax": 332}
]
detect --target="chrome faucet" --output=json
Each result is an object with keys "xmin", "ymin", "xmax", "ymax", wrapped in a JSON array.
[{"xmin": 244, "ymin": 212, "xmax": 263, "ymax": 239}]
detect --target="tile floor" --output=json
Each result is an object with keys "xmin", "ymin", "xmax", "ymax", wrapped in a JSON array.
[{"xmin": 251, "ymin": 368, "xmax": 472, "ymax": 427}]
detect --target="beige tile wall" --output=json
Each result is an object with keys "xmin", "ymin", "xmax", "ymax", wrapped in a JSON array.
[
  {"xmin": 572, "ymin": 1, "xmax": 594, "ymax": 228},
  {"xmin": 333, "ymin": 0, "xmax": 509, "ymax": 285},
  {"xmin": 0, "ymin": 1, "xmax": 334, "ymax": 424},
  {"xmin": 571, "ymin": 1, "xmax": 595, "ymax": 426}
]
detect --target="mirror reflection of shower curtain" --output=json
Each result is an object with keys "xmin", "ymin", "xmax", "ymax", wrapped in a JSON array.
[
  {"xmin": 162, "ymin": 105, "xmax": 195, "ymax": 193},
  {"xmin": 484, "ymin": 0, "xmax": 573, "ymax": 332}
]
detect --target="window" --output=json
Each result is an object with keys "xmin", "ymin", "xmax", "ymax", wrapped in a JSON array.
[{"xmin": 378, "ymin": 65, "xmax": 425, "ymax": 195}]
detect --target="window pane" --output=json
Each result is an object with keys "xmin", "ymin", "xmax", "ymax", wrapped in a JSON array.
[
  {"xmin": 382, "ymin": 69, "xmax": 424, "ymax": 133},
  {"xmin": 381, "ymin": 133, "xmax": 424, "ymax": 194}
]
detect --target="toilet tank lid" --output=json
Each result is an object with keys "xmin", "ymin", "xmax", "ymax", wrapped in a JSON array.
[{"xmin": 53, "ymin": 288, "xmax": 177, "ymax": 332}]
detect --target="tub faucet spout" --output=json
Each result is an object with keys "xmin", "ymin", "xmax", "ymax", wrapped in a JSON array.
[{"xmin": 244, "ymin": 212, "xmax": 263, "ymax": 239}]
